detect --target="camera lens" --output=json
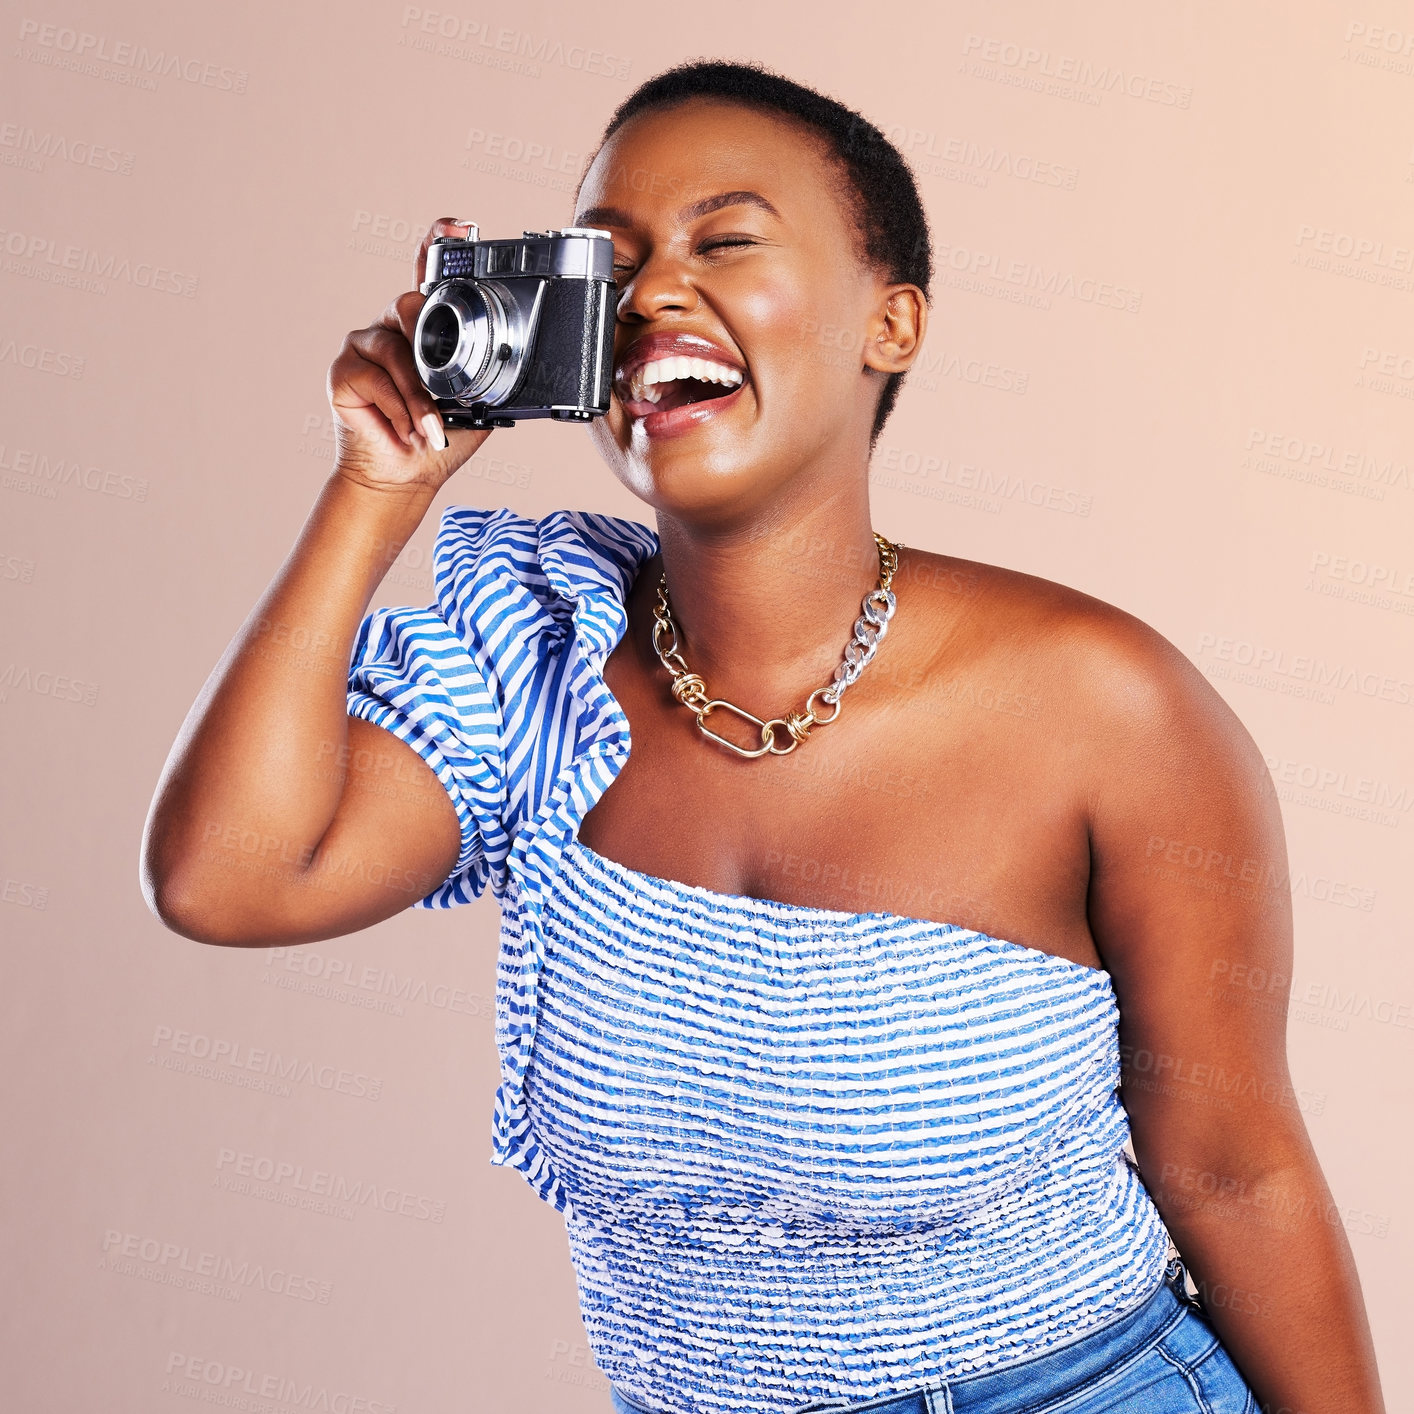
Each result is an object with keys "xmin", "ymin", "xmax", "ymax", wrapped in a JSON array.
[
  {"xmin": 413, "ymin": 278, "xmax": 523, "ymax": 405},
  {"xmin": 419, "ymin": 304, "xmax": 462, "ymax": 370}
]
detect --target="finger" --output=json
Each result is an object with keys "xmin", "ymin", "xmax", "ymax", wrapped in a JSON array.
[
  {"xmin": 329, "ymin": 338, "xmax": 410, "ymax": 455},
  {"xmin": 380, "ymin": 289, "xmax": 427, "ymax": 346},
  {"xmin": 332, "ymin": 345, "xmax": 420, "ymax": 449},
  {"xmin": 414, "ymin": 216, "xmax": 475, "ymax": 292},
  {"xmin": 350, "ymin": 324, "xmax": 446, "ymax": 451},
  {"xmin": 334, "ymin": 398, "xmax": 417, "ymax": 458}
]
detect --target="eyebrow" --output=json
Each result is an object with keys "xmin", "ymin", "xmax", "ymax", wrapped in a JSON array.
[{"xmin": 574, "ymin": 189, "xmax": 782, "ymax": 229}]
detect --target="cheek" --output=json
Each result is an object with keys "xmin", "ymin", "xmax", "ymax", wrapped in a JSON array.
[
  {"xmin": 732, "ymin": 271, "xmax": 814, "ymax": 359},
  {"xmin": 728, "ymin": 265, "xmax": 870, "ymax": 397}
]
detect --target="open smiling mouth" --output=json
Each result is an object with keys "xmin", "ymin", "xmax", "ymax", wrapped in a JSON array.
[{"xmin": 618, "ymin": 355, "xmax": 747, "ymax": 418}]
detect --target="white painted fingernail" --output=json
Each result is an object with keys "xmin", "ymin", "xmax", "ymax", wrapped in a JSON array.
[{"xmin": 421, "ymin": 413, "xmax": 448, "ymax": 451}]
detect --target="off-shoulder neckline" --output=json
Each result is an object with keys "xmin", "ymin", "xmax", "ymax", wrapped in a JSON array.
[
  {"xmin": 563, "ymin": 836, "xmax": 1112, "ymax": 984},
  {"xmin": 452, "ymin": 507, "xmax": 1109, "ymax": 985}
]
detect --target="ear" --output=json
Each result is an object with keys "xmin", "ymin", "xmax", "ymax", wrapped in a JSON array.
[{"xmin": 862, "ymin": 284, "xmax": 927, "ymax": 376}]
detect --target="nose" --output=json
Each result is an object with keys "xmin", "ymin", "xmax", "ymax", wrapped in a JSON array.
[{"xmin": 615, "ymin": 249, "xmax": 699, "ymax": 323}]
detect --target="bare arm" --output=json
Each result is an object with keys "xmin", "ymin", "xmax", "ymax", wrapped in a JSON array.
[
  {"xmin": 1083, "ymin": 615, "xmax": 1386, "ymax": 1414},
  {"xmin": 141, "ymin": 219, "xmax": 490, "ymax": 946}
]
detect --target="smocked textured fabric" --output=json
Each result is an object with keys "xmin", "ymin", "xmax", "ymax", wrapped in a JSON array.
[{"xmin": 346, "ymin": 506, "xmax": 1174, "ymax": 1414}]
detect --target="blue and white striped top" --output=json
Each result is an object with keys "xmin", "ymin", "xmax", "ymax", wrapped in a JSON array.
[{"xmin": 347, "ymin": 506, "xmax": 1173, "ymax": 1414}]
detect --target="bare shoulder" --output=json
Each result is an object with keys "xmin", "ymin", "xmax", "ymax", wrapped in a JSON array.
[{"xmin": 897, "ymin": 543, "xmax": 1268, "ymax": 783}]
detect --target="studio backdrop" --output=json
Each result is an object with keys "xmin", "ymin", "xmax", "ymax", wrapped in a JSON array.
[{"xmin": 2, "ymin": 1, "xmax": 1410, "ymax": 1409}]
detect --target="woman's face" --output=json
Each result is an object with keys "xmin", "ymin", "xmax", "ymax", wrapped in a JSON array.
[{"xmin": 574, "ymin": 98, "xmax": 912, "ymax": 524}]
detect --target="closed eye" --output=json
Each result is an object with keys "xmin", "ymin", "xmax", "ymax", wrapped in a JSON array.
[
  {"xmin": 612, "ymin": 236, "xmax": 763, "ymax": 282},
  {"xmin": 699, "ymin": 236, "xmax": 760, "ymax": 255}
]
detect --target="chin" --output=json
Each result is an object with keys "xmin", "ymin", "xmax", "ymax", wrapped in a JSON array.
[
  {"xmin": 593, "ymin": 415, "xmax": 784, "ymax": 525},
  {"xmin": 631, "ymin": 459, "xmax": 775, "ymax": 526},
  {"xmin": 592, "ymin": 370, "xmax": 869, "ymax": 529}
]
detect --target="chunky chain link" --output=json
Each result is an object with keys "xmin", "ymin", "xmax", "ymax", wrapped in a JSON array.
[{"xmin": 650, "ymin": 532, "xmax": 900, "ymax": 758}]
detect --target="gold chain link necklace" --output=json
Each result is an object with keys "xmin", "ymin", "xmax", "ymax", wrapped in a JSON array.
[{"xmin": 650, "ymin": 532, "xmax": 901, "ymax": 758}]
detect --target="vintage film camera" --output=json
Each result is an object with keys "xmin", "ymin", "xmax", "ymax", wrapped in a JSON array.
[{"xmin": 412, "ymin": 223, "xmax": 616, "ymax": 431}]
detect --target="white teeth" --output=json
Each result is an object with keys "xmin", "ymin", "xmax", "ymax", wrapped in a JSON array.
[
  {"xmin": 633, "ymin": 355, "xmax": 744, "ymax": 389},
  {"xmin": 622, "ymin": 353, "xmax": 745, "ymax": 407}
]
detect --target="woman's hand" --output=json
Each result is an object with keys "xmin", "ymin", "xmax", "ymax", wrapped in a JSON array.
[{"xmin": 327, "ymin": 216, "xmax": 491, "ymax": 493}]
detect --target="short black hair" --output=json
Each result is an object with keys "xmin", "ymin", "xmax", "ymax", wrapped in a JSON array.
[{"xmin": 584, "ymin": 59, "xmax": 932, "ymax": 444}]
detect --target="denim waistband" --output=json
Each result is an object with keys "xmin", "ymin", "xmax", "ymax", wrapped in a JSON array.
[
  {"xmin": 787, "ymin": 1258, "xmax": 1198, "ymax": 1414},
  {"xmin": 611, "ymin": 1258, "xmax": 1202, "ymax": 1414}
]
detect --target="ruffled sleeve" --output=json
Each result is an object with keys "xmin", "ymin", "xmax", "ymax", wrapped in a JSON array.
[
  {"xmin": 345, "ymin": 508, "xmax": 515, "ymax": 908},
  {"xmin": 344, "ymin": 503, "xmax": 657, "ymax": 917},
  {"xmin": 348, "ymin": 502, "xmax": 661, "ymax": 1212}
]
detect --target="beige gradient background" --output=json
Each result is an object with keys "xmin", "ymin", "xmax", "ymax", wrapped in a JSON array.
[{"xmin": 3, "ymin": 1, "xmax": 1411, "ymax": 1409}]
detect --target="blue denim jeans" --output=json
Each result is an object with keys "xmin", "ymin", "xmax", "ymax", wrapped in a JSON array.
[{"xmin": 608, "ymin": 1258, "xmax": 1257, "ymax": 1414}]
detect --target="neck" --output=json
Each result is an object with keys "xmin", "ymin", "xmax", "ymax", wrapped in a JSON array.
[{"xmin": 645, "ymin": 479, "xmax": 886, "ymax": 710}]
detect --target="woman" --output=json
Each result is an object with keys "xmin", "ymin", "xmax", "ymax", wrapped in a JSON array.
[{"xmin": 142, "ymin": 61, "xmax": 1385, "ymax": 1414}]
